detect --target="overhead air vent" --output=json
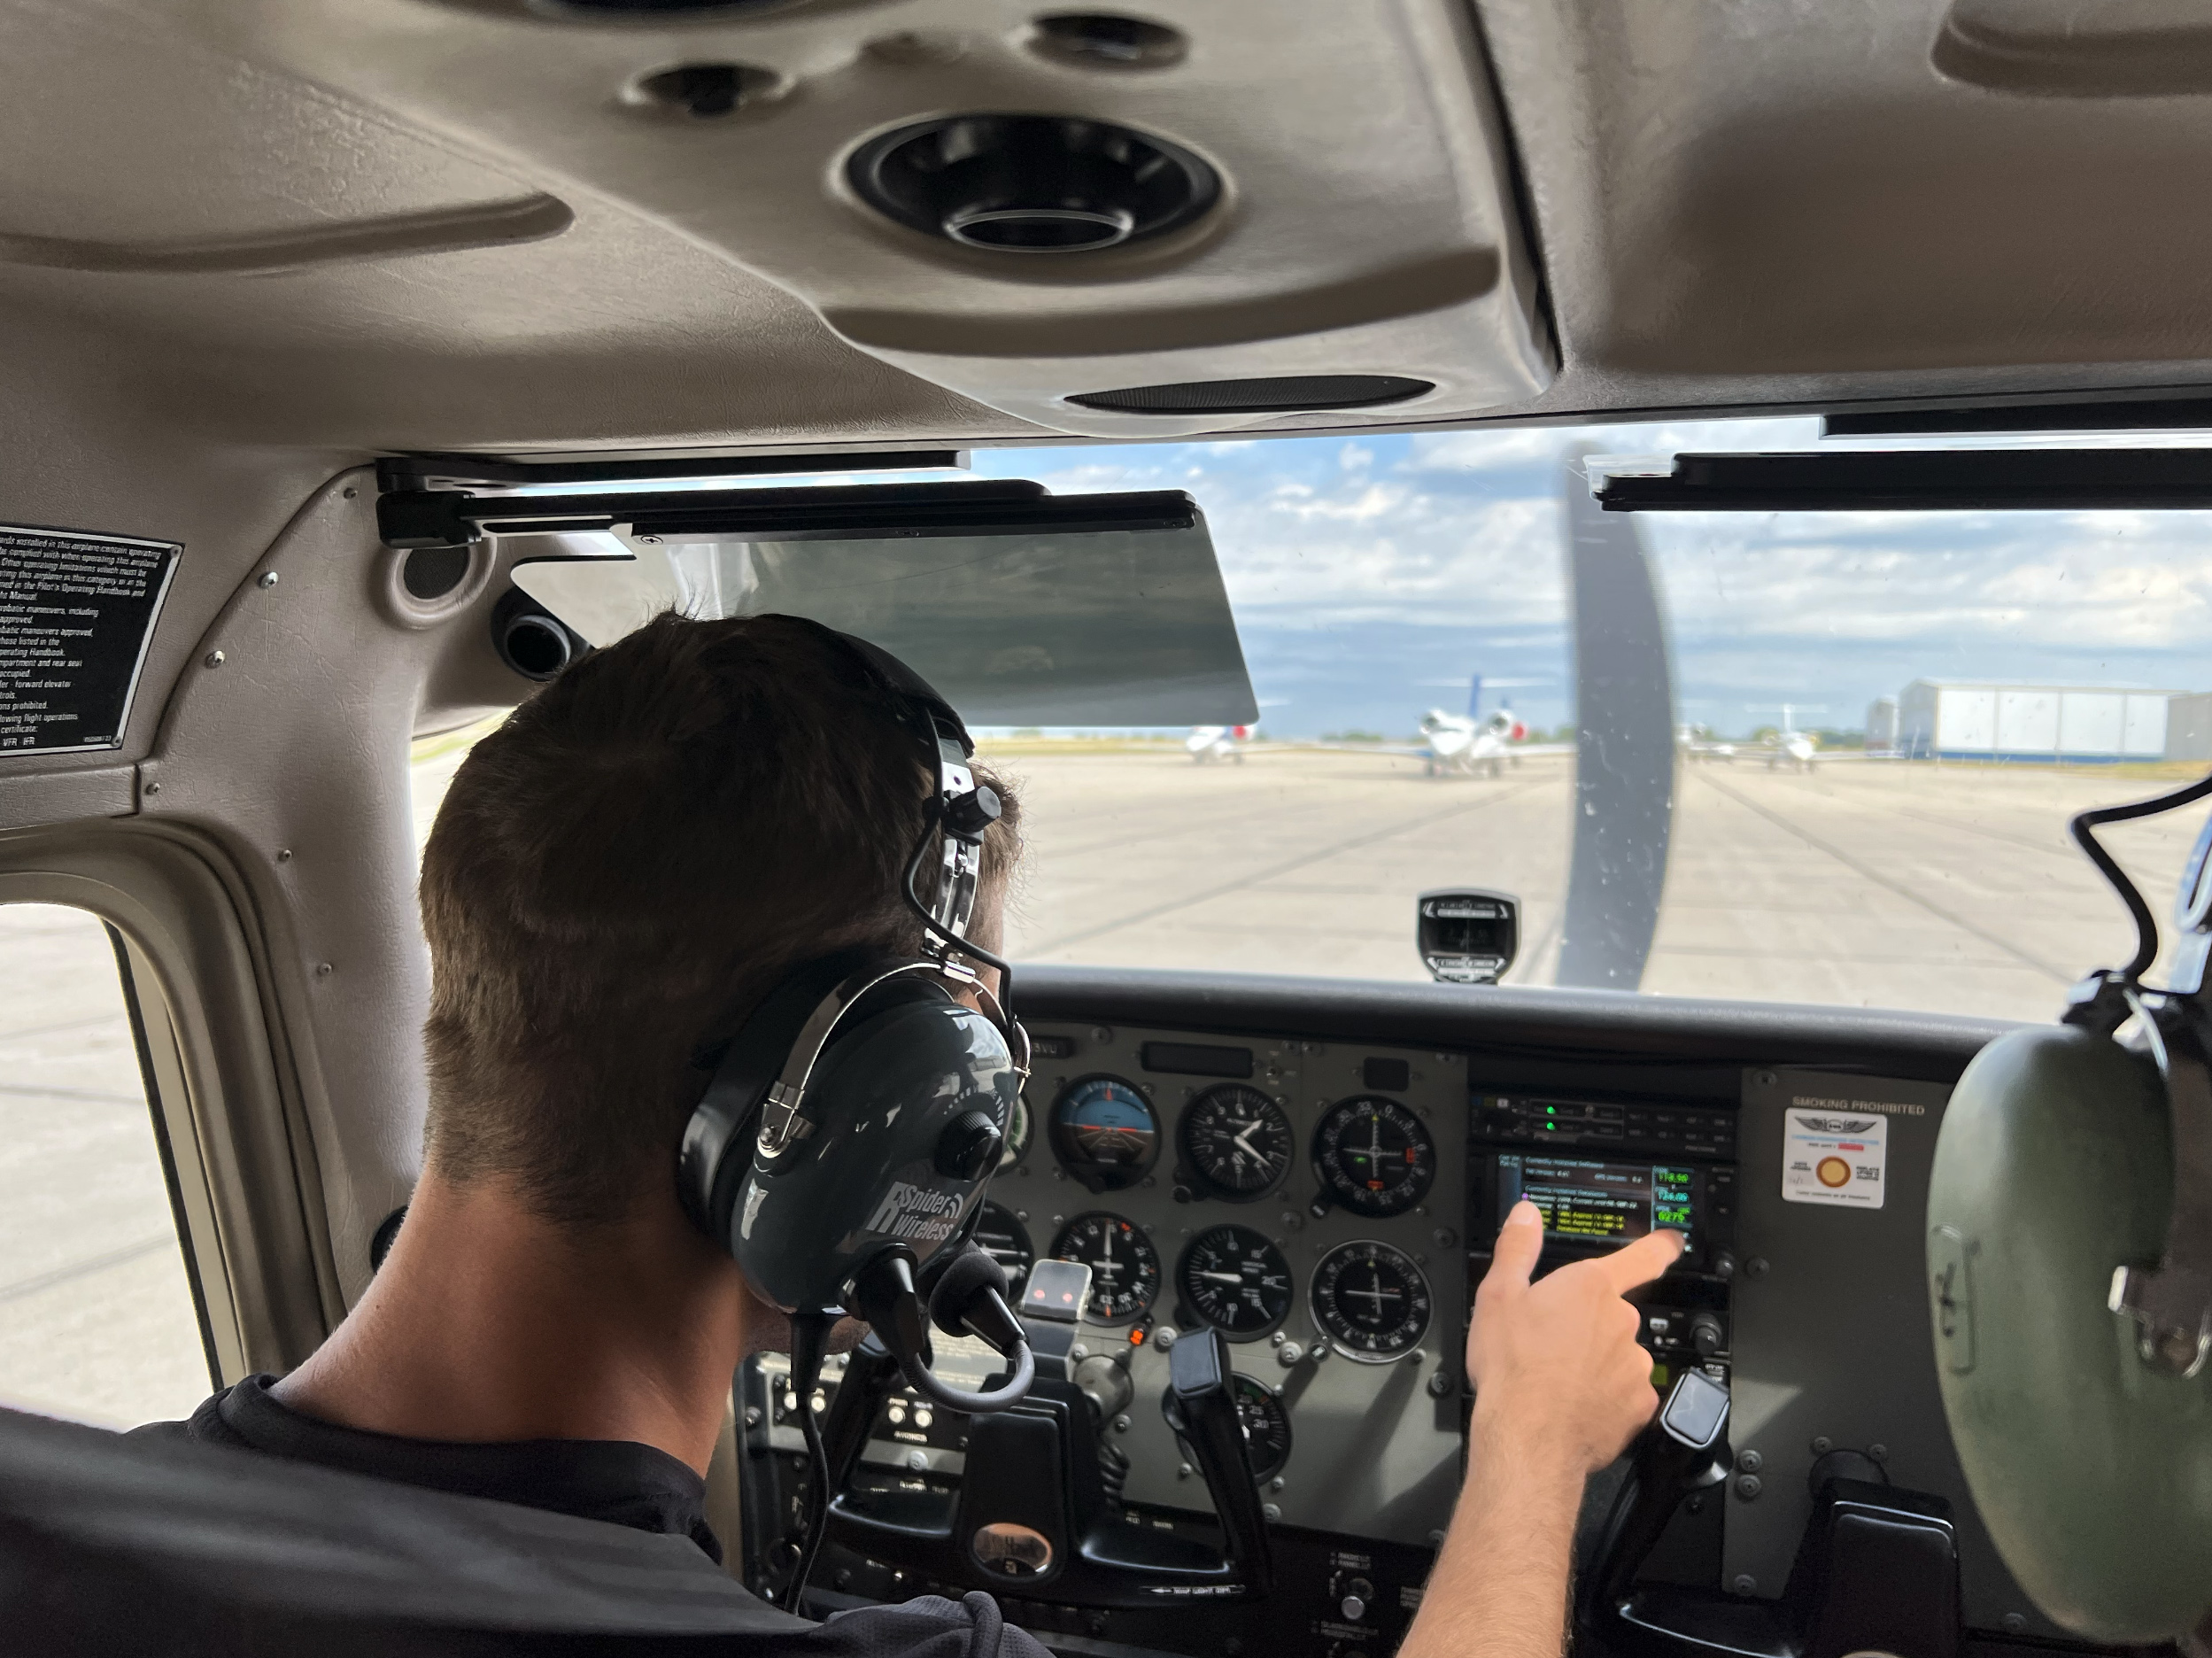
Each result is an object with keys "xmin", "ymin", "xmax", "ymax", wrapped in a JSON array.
[
  {"xmin": 1067, "ymin": 376, "xmax": 1435, "ymax": 415},
  {"xmin": 847, "ymin": 115, "xmax": 1218, "ymax": 254}
]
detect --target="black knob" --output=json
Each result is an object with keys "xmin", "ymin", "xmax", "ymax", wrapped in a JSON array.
[
  {"xmin": 942, "ymin": 786, "xmax": 1002, "ymax": 841},
  {"xmin": 1690, "ymin": 1313, "xmax": 1725, "ymax": 1360},
  {"xmin": 935, "ymin": 1111, "xmax": 1003, "ymax": 1180}
]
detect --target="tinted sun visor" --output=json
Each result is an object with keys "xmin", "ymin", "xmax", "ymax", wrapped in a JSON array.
[{"xmin": 503, "ymin": 485, "xmax": 1256, "ymax": 726}]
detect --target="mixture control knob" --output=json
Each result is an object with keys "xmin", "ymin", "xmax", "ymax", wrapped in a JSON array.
[
  {"xmin": 1339, "ymin": 1577, "xmax": 1374, "ymax": 1622},
  {"xmin": 1690, "ymin": 1313, "xmax": 1725, "ymax": 1360}
]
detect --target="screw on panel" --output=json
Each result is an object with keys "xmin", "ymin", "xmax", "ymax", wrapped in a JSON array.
[
  {"xmin": 1810, "ymin": 1436, "xmax": 1831, "ymax": 1454},
  {"xmin": 1743, "ymin": 1256, "xmax": 1770, "ymax": 1280},
  {"xmin": 1733, "ymin": 1575, "xmax": 1758, "ymax": 1595},
  {"xmin": 1734, "ymin": 1474, "xmax": 1762, "ymax": 1500},
  {"xmin": 316, "ymin": 962, "xmax": 333, "ymax": 976},
  {"xmin": 2002, "ymin": 1614, "xmax": 2027, "ymax": 1633},
  {"xmin": 1261, "ymin": 1503, "xmax": 1280, "ymax": 1522},
  {"xmin": 258, "ymin": 571, "xmax": 279, "ymax": 589},
  {"xmin": 1427, "ymin": 1371, "xmax": 1452, "ymax": 1398},
  {"xmin": 1755, "ymin": 1070, "xmax": 1777, "ymax": 1087},
  {"xmin": 1736, "ymin": 1449, "xmax": 1762, "ymax": 1472},
  {"xmin": 1427, "ymin": 1530, "xmax": 1447, "ymax": 1549},
  {"xmin": 343, "ymin": 486, "xmax": 359, "ymax": 500},
  {"xmin": 205, "ymin": 651, "xmax": 225, "ymax": 669},
  {"xmin": 143, "ymin": 782, "xmax": 160, "ymax": 795},
  {"xmin": 1868, "ymin": 1444, "xmax": 1888, "ymax": 1461}
]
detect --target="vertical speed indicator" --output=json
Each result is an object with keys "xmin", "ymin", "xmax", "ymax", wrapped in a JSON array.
[{"xmin": 1312, "ymin": 1096, "xmax": 1436, "ymax": 1218}]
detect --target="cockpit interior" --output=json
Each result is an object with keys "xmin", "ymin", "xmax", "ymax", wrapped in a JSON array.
[{"xmin": 7, "ymin": 2, "xmax": 2212, "ymax": 1654}]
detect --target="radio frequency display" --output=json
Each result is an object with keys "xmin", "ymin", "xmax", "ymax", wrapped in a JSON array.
[{"xmin": 1497, "ymin": 1155, "xmax": 1694, "ymax": 1252}]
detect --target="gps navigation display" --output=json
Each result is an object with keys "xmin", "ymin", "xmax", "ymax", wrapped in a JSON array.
[{"xmin": 1496, "ymin": 1154, "xmax": 1696, "ymax": 1254}]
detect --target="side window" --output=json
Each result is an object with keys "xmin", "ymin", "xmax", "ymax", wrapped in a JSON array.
[{"xmin": 0, "ymin": 903, "xmax": 213, "ymax": 1427}]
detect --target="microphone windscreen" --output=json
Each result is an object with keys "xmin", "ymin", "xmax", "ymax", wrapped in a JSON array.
[{"xmin": 927, "ymin": 1244, "xmax": 1010, "ymax": 1337}]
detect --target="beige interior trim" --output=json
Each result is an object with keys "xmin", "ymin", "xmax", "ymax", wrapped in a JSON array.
[
  {"xmin": 0, "ymin": 193, "xmax": 574, "ymax": 276},
  {"xmin": 0, "ymin": 830, "xmax": 341, "ymax": 1377}
]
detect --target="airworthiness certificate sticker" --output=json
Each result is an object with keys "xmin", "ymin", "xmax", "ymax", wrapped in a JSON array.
[{"xmin": 1782, "ymin": 1109, "xmax": 1887, "ymax": 1208}]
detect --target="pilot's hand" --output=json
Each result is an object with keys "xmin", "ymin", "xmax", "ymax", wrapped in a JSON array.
[{"xmin": 1465, "ymin": 1200, "xmax": 1682, "ymax": 1477}]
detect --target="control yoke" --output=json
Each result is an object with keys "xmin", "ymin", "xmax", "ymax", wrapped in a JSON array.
[
  {"xmin": 814, "ymin": 1254, "xmax": 1272, "ymax": 1610},
  {"xmin": 1581, "ymin": 1369, "xmax": 1963, "ymax": 1658}
]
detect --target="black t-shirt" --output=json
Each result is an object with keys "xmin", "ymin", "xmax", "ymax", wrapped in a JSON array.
[{"xmin": 134, "ymin": 1377, "xmax": 1049, "ymax": 1658}]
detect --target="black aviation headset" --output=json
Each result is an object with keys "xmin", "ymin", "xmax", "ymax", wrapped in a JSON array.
[{"xmin": 675, "ymin": 623, "xmax": 1038, "ymax": 1445}]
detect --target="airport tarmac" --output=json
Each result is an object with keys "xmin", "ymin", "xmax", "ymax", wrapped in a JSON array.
[{"xmin": 3, "ymin": 741, "xmax": 2200, "ymax": 1425}]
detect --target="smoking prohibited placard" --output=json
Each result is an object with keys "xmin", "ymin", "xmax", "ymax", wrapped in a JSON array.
[{"xmin": 1783, "ymin": 1109, "xmax": 1887, "ymax": 1209}]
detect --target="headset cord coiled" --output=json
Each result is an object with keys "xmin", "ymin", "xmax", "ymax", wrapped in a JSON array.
[{"xmin": 2070, "ymin": 766, "xmax": 2212, "ymax": 984}]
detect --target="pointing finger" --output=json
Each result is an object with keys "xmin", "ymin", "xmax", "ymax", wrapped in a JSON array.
[
  {"xmin": 1596, "ymin": 1227, "xmax": 1685, "ymax": 1297},
  {"xmin": 1483, "ymin": 1199, "xmax": 1545, "ymax": 1290}
]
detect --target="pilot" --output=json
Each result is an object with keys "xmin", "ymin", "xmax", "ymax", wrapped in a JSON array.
[{"xmin": 139, "ymin": 612, "xmax": 1681, "ymax": 1658}]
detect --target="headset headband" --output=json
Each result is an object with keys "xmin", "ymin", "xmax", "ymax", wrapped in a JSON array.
[{"xmin": 807, "ymin": 623, "xmax": 1001, "ymax": 958}]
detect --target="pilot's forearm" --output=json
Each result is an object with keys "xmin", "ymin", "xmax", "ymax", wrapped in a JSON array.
[{"xmin": 1397, "ymin": 1410, "xmax": 1586, "ymax": 1658}]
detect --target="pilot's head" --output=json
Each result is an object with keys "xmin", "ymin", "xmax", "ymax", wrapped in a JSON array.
[{"xmin": 415, "ymin": 612, "xmax": 1024, "ymax": 1230}]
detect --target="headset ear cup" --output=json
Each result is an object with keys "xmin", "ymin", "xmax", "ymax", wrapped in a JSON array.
[{"xmin": 677, "ymin": 949, "xmax": 880, "ymax": 1249}]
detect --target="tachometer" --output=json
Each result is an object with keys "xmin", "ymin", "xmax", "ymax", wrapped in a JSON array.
[
  {"xmin": 1176, "ymin": 1225, "xmax": 1293, "ymax": 1340},
  {"xmin": 1311, "ymin": 1240, "xmax": 1432, "ymax": 1362},
  {"xmin": 971, "ymin": 1202, "xmax": 1033, "ymax": 1291},
  {"xmin": 1049, "ymin": 1213, "xmax": 1161, "ymax": 1323},
  {"xmin": 1313, "ymin": 1096, "xmax": 1436, "ymax": 1218},
  {"xmin": 1051, "ymin": 1076, "xmax": 1159, "ymax": 1190},
  {"xmin": 1180, "ymin": 1084, "xmax": 1294, "ymax": 1199}
]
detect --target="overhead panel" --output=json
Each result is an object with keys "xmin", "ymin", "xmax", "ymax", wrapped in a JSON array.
[{"xmin": 212, "ymin": 0, "xmax": 1555, "ymax": 438}]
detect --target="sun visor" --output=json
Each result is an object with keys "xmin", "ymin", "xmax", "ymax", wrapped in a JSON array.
[{"xmin": 505, "ymin": 492, "xmax": 1257, "ymax": 727}]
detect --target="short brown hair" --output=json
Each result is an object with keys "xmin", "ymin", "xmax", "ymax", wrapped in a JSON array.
[{"xmin": 418, "ymin": 613, "xmax": 1021, "ymax": 1226}]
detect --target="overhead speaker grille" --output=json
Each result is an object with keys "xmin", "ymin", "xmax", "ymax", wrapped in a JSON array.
[{"xmin": 1067, "ymin": 376, "xmax": 1435, "ymax": 415}]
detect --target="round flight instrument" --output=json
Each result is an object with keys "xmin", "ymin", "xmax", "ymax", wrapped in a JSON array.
[
  {"xmin": 1050, "ymin": 1076, "xmax": 1159, "ymax": 1189},
  {"xmin": 1049, "ymin": 1213, "xmax": 1162, "ymax": 1323},
  {"xmin": 1311, "ymin": 1240, "xmax": 1432, "ymax": 1362},
  {"xmin": 1176, "ymin": 1225, "xmax": 1294, "ymax": 1340},
  {"xmin": 971, "ymin": 1202, "xmax": 1034, "ymax": 1291},
  {"xmin": 1312, "ymin": 1096, "xmax": 1436, "ymax": 1218},
  {"xmin": 1164, "ymin": 1373, "xmax": 1293, "ymax": 1483},
  {"xmin": 1180, "ymin": 1085, "xmax": 1295, "ymax": 1199}
]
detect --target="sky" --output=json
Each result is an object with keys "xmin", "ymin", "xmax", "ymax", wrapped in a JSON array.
[{"xmin": 945, "ymin": 419, "xmax": 2212, "ymax": 740}]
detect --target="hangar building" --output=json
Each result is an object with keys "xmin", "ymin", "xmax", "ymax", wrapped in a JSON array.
[{"xmin": 1898, "ymin": 681, "xmax": 2180, "ymax": 763}]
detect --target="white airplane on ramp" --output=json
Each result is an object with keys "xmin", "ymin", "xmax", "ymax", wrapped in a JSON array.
[{"xmin": 1414, "ymin": 675, "xmax": 1562, "ymax": 778}]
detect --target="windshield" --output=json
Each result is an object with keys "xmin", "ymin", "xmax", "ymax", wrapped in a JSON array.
[{"xmin": 417, "ymin": 419, "xmax": 2212, "ymax": 1024}]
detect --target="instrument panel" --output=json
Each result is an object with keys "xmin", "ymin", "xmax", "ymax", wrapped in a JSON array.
[{"xmin": 995, "ymin": 1026, "xmax": 1473, "ymax": 1547}]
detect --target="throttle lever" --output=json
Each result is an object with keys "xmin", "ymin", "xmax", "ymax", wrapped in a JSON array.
[
  {"xmin": 1579, "ymin": 1368, "xmax": 1732, "ymax": 1632},
  {"xmin": 1163, "ymin": 1328, "xmax": 1273, "ymax": 1597}
]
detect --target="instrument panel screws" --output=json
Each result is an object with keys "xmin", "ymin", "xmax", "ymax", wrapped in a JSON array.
[
  {"xmin": 2002, "ymin": 1614, "xmax": 2027, "ymax": 1633},
  {"xmin": 1276, "ymin": 1342, "xmax": 1303, "ymax": 1366},
  {"xmin": 1736, "ymin": 1449, "xmax": 1762, "ymax": 1472},
  {"xmin": 1091, "ymin": 1027, "xmax": 1112, "ymax": 1042},
  {"xmin": 1113, "ymin": 1414, "xmax": 1131, "ymax": 1432},
  {"xmin": 1271, "ymin": 1477, "xmax": 1285, "ymax": 1491},
  {"xmin": 343, "ymin": 486, "xmax": 358, "ymax": 500},
  {"xmin": 1177, "ymin": 1461, "xmax": 1193, "ymax": 1479},
  {"xmin": 1427, "ymin": 1372, "xmax": 1452, "ymax": 1398},
  {"xmin": 204, "ymin": 650, "xmax": 225, "ymax": 669},
  {"xmin": 1262, "ymin": 1503, "xmax": 1281, "ymax": 1522},
  {"xmin": 315, "ymin": 962, "xmax": 333, "ymax": 976},
  {"xmin": 1733, "ymin": 1575, "xmax": 1758, "ymax": 1595},
  {"xmin": 1269, "ymin": 1331, "xmax": 1284, "ymax": 1345},
  {"xmin": 1810, "ymin": 1437, "xmax": 1831, "ymax": 1454},
  {"xmin": 1755, "ymin": 1070, "xmax": 1777, "ymax": 1087},
  {"xmin": 258, "ymin": 571, "xmax": 279, "ymax": 589},
  {"xmin": 1154, "ymin": 1326, "xmax": 1177, "ymax": 1350},
  {"xmin": 1734, "ymin": 1474, "xmax": 1763, "ymax": 1500},
  {"xmin": 1427, "ymin": 1530, "xmax": 1447, "ymax": 1550},
  {"xmin": 1743, "ymin": 1256, "xmax": 1770, "ymax": 1280},
  {"xmin": 143, "ymin": 781, "xmax": 159, "ymax": 794},
  {"xmin": 276, "ymin": 848, "xmax": 291, "ymax": 863},
  {"xmin": 1868, "ymin": 1444, "xmax": 1888, "ymax": 1462},
  {"xmin": 1433, "ymin": 1228, "xmax": 1458, "ymax": 1249}
]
